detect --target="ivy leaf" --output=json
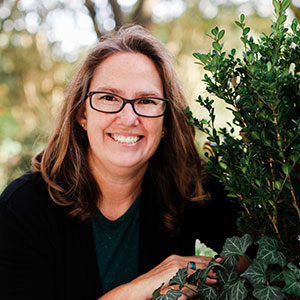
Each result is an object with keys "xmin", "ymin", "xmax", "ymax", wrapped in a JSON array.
[
  {"xmin": 256, "ymin": 236, "xmax": 286, "ymax": 266},
  {"xmin": 154, "ymin": 290, "xmax": 182, "ymax": 300},
  {"xmin": 152, "ymin": 283, "xmax": 165, "ymax": 299},
  {"xmin": 217, "ymin": 265, "xmax": 238, "ymax": 285},
  {"xmin": 188, "ymin": 259, "xmax": 220, "ymax": 285},
  {"xmin": 188, "ymin": 268, "xmax": 206, "ymax": 285},
  {"xmin": 220, "ymin": 234, "xmax": 253, "ymax": 257},
  {"xmin": 270, "ymin": 270, "xmax": 284, "ymax": 283},
  {"xmin": 169, "ymin": 267, "xmax": 188, "ymax": 289},
  {"xmin": 252, "ymin": 285, "xmax": 285, "ymax": 300},
  {"xmin": 218, "ymin": 287, "xmax": 231, "ymax": 300},
  {"xmin": 282, "ymin": 270, "xmax": 300, "ymax": 297},
  {"xmin": 287, "ymin": 262, "xmax": 300, "ymax": 279},
  {"xmin": 197, "ymin": 282, "xmax": 217, "ymax": 300},
  {"xmin": 223, "ymin": 279, "xmax": 248, "ymax": 300},
  {"xmin": 223, "ymin": 255, "xmax": 239, "ymax": 268},
  {"xmin": 241, "ymin": 259, "xmax": 267, "ymax": 286}
]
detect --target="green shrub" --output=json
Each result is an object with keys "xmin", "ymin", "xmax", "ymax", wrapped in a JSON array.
[
  {"xmin": 153, "ymin": 0, "xmax": 300, "ymax": 299},
  {"xmin": 188, "ymin": 0, "xmax": 300, "ymax": 262}
]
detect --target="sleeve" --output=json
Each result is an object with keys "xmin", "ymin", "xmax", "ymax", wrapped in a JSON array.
[{"xmin": 0, "ymin": 177, "xmax": 55, "ymax": 300}]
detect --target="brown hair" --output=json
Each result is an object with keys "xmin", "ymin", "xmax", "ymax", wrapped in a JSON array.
[{"xmin": 32, "ymin": 25, "xmax": 207, "ymax": 233}]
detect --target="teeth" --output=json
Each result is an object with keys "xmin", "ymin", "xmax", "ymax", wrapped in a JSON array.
[{"xmin": 110, "ymin": 134, "xmax": 141, "ymax": 144}]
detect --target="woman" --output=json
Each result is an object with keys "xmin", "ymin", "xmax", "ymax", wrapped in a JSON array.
[{"xmin": 0, "ymin": 25, "xmax": 239, "ymax": 299}]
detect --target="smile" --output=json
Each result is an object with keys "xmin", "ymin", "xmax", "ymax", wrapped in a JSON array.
[{"xmin": 109, "ymin": 134, "xmax": 143, "ymax": 144}]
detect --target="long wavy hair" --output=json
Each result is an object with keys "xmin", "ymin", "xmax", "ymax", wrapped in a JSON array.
[{"xmin": 32, "ymin": 25, "xmax": 208, "ymax": 233}]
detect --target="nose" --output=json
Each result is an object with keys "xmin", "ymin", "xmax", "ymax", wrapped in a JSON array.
[{"xmin": 116, "ymin": 103, "xmax": 139, "ymax": 126}]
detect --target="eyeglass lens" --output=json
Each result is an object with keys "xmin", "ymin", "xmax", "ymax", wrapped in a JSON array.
[{"xmin": 90, "ymin": 92, "xmax": 166, "ymax": 117}]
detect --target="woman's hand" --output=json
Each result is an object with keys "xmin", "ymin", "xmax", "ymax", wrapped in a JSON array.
[{"xmin": 98, "ymin": 254, "xmax": 221, "ymax": 300}]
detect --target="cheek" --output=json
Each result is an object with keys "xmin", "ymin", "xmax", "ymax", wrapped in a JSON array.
[{"xmin": 147, "ymin": 119, "xmax": 164, "ymax": 142}]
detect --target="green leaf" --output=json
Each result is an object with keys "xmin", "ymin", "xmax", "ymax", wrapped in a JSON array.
[
  {"xmin": 282, "ymin": 163, "xmax": 291, "ymax": 176},
  {"xmin": 251, "ymin": 131, "xmax": 260, "ymax": 140},
  {"xmin": 281, "ymin": 0, "xmax": 292, "ymax": 11},
  {"xmin": 253, "ymin": 285, "xmax": 285, "ymax": 300},
  {"xmin": 220, "ymin": 234, "xmax": 253, "ymax": 257},
  {"xmin": 219, "ymin": 162, "xmax": 227, "ymax": 170},
  {"xmin": 277, "ymin": 14, "xmax": 287, "ymax": 25},
  {"xmin": 193, "ymin": 52, "xmax": 210, "ymax": 65},
  {"xmin": 154, "ymin": 290, "xmax": 182, "ymax": 300},
  {"xmin": 241, "ymin": 259, "xmax": 267, "ymax": 286},
  {"xmin": 188, "ymin": 268, "xmax": 207, "ymax": 285},
  {"xmin": 282, "ymin": 270, "xmax": 300, "ymax": 296},
  {"xmin": 189, "ymin": 259, "xmax": 221, "ymax": 285},
  {"xmin": 218, "ymin": 29, "xmax": 225, "ymax": 40},
  {"xmin": 272, "ymin": 0, "xmax": 281, "ymax": 13},
  {"xmin": 212, "ymin": 41, "xmax": 222, "ymax": 52},
  {"xmin": 274, "ymin": 181, "xmax": 281, "ymax": 190},
  {"xmin": 287, "ymin": 262, "xmax": 300, "ymax": 279},
  {"xmin": 217, "ymin": 265, "xmax": 238, "ymax": 285},
  {"xmin": 152, "ymin": 283, "xmax": 165, "ymax": 298},
  {"xmin": 270, "ymin": 270, "xmax": 284, "ymax": 283},
  {"xmin": 169, "ymin": 268, "xmax": 188, "ymax": 289},
  {"xmin": 243, "ymin": 27, "xmax": 250, "ymax": 35},
  {"xmin": 211, "ymin": 26, "xmax": 219, "ymax": 36},
  {"xmin": 267, "ymin": 61, "xmax": 272, "ymax": 72},
  {"xmin": 256, "ymin": 236, "xmax": 286, "ymax": 266},
  {"xmin": 235, "ymin": 21, "xmax": 242, "ymax": 28},
  {"xmin": 240, "ymin": 14, "xmax": 245, "ymax": 23},
  {"xmin": 197, "ymin": 282, "xmax": 217, "ymax": 300},
  {"xmin": 254, "ymin": 179, "xmax": 261, "ymax": 187},
  {"xmin": 291, "ymin": 18, "xmax": 298, "ymax": 32},
  {"xmin": 224, "ymin": 279, "xmax": 248, "ymax": 300}
]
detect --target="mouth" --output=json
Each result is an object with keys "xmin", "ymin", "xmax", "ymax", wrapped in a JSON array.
[{"xmin": 108, "ymin": 133, "xmax": 143, "ymax": 144}]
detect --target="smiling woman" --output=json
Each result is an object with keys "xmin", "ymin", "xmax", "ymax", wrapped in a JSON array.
[{"xmin": 0, "ymin": 25, "xmax": 239, "ymax": 300}]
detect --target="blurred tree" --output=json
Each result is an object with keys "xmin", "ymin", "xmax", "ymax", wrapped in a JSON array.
[
  {"xmin": 1, "ymin": 0, "xmax": 299, "ymax": 192},
  {"xmin": 0, "ymin": 0, "xmax": 69, "ymax": 189}
]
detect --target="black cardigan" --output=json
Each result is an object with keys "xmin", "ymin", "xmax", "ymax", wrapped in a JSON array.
[{"xmin": 0, "ymin": 171, "xmax": 238, "ymax": 300}]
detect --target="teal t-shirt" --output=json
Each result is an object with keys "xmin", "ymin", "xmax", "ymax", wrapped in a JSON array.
[{"xmin": 92, "ymin": 195, "xmax": 140, "ymax": 294}]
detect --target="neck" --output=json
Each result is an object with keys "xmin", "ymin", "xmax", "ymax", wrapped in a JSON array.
[{"xmin": 89, "ymin": 159, "xmax": 147, "ymax": 221}]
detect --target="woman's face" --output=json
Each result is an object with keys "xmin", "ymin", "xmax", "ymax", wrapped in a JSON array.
[{"xmin": 79, "ymin": 52, "xmax": 165, "ymax": 176}]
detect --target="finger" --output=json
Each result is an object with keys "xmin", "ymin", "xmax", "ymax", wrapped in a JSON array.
[{"xmin": 205, "ymin": 277, "xmax": 217, "ymax": 285}]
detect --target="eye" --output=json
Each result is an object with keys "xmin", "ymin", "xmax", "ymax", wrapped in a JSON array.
[
  {"xmin": 137, "ymin": 98, "xmax": 157, "ymax": 105},
  {"xmin": 101, "ymin": 94, "xmax": 118, "ymax": 101}
]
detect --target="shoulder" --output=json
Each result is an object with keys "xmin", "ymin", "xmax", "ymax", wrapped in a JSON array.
[
  {"xmin": 1, "ymin": 171, "xmax": 46, "ymax": 200},
  {"xmin": 1, "ymin": 171, "xmax": 49, "ymax": 207},
  {"xmin": 0, "ymin": 171, "xmax": 61, "ymax": 229}
]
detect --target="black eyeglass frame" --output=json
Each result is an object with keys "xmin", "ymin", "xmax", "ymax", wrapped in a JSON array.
[{"xmin": 86, "ymin": 91, "xmax": 169, "ymax": 118}]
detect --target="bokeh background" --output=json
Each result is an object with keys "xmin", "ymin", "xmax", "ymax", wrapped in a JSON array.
[{"xmin": 1, "ymin": 0, "xmax": 300, "ymax": 192}]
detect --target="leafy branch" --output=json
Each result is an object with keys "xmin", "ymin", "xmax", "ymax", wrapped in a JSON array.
[{"xmin": 190, "ymin": 0, "xmax": 300, "ymax": 261}]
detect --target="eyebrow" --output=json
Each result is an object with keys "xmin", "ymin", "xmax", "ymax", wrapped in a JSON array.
[{"xmin": 93, "ymin": 86, "xmax": 163, "ymax": 98}]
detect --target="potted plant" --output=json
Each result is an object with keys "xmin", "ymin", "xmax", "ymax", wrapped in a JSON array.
[{"xmin": 153, "ymin": 0, "xmax": 300, "ymax": 299}]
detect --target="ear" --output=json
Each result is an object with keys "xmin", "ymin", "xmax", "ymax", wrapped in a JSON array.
[
  {"xmin": 76, "ymin": 103, "xmax": 87, "ymax": 130},
  {"xmin": 161, "ymin": 127, "xmax": 168, "ymax": 138}
]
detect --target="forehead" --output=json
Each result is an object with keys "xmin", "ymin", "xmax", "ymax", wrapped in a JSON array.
[{"xmin": 89, "ymin": 52, "xmax": 163, "ymax": 96}]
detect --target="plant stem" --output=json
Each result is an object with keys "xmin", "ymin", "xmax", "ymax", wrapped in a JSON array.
[
  {"xmin": 288, "ymin": 176, "xmax": 300, "ymax": 219},
  {"xmin": 262, "ymin": 201, "xmax": 281, "ymax": 240}
]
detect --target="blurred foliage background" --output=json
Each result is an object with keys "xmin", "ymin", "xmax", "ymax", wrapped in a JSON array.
[{"xmin": 1, "ymin": 0, "xmax": 300, "ymax": 192}]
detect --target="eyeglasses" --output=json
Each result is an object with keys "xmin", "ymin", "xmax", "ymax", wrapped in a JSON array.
[{"xmin": 86, "ymin": 91, "xmax": 169, "ymax": 118}]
